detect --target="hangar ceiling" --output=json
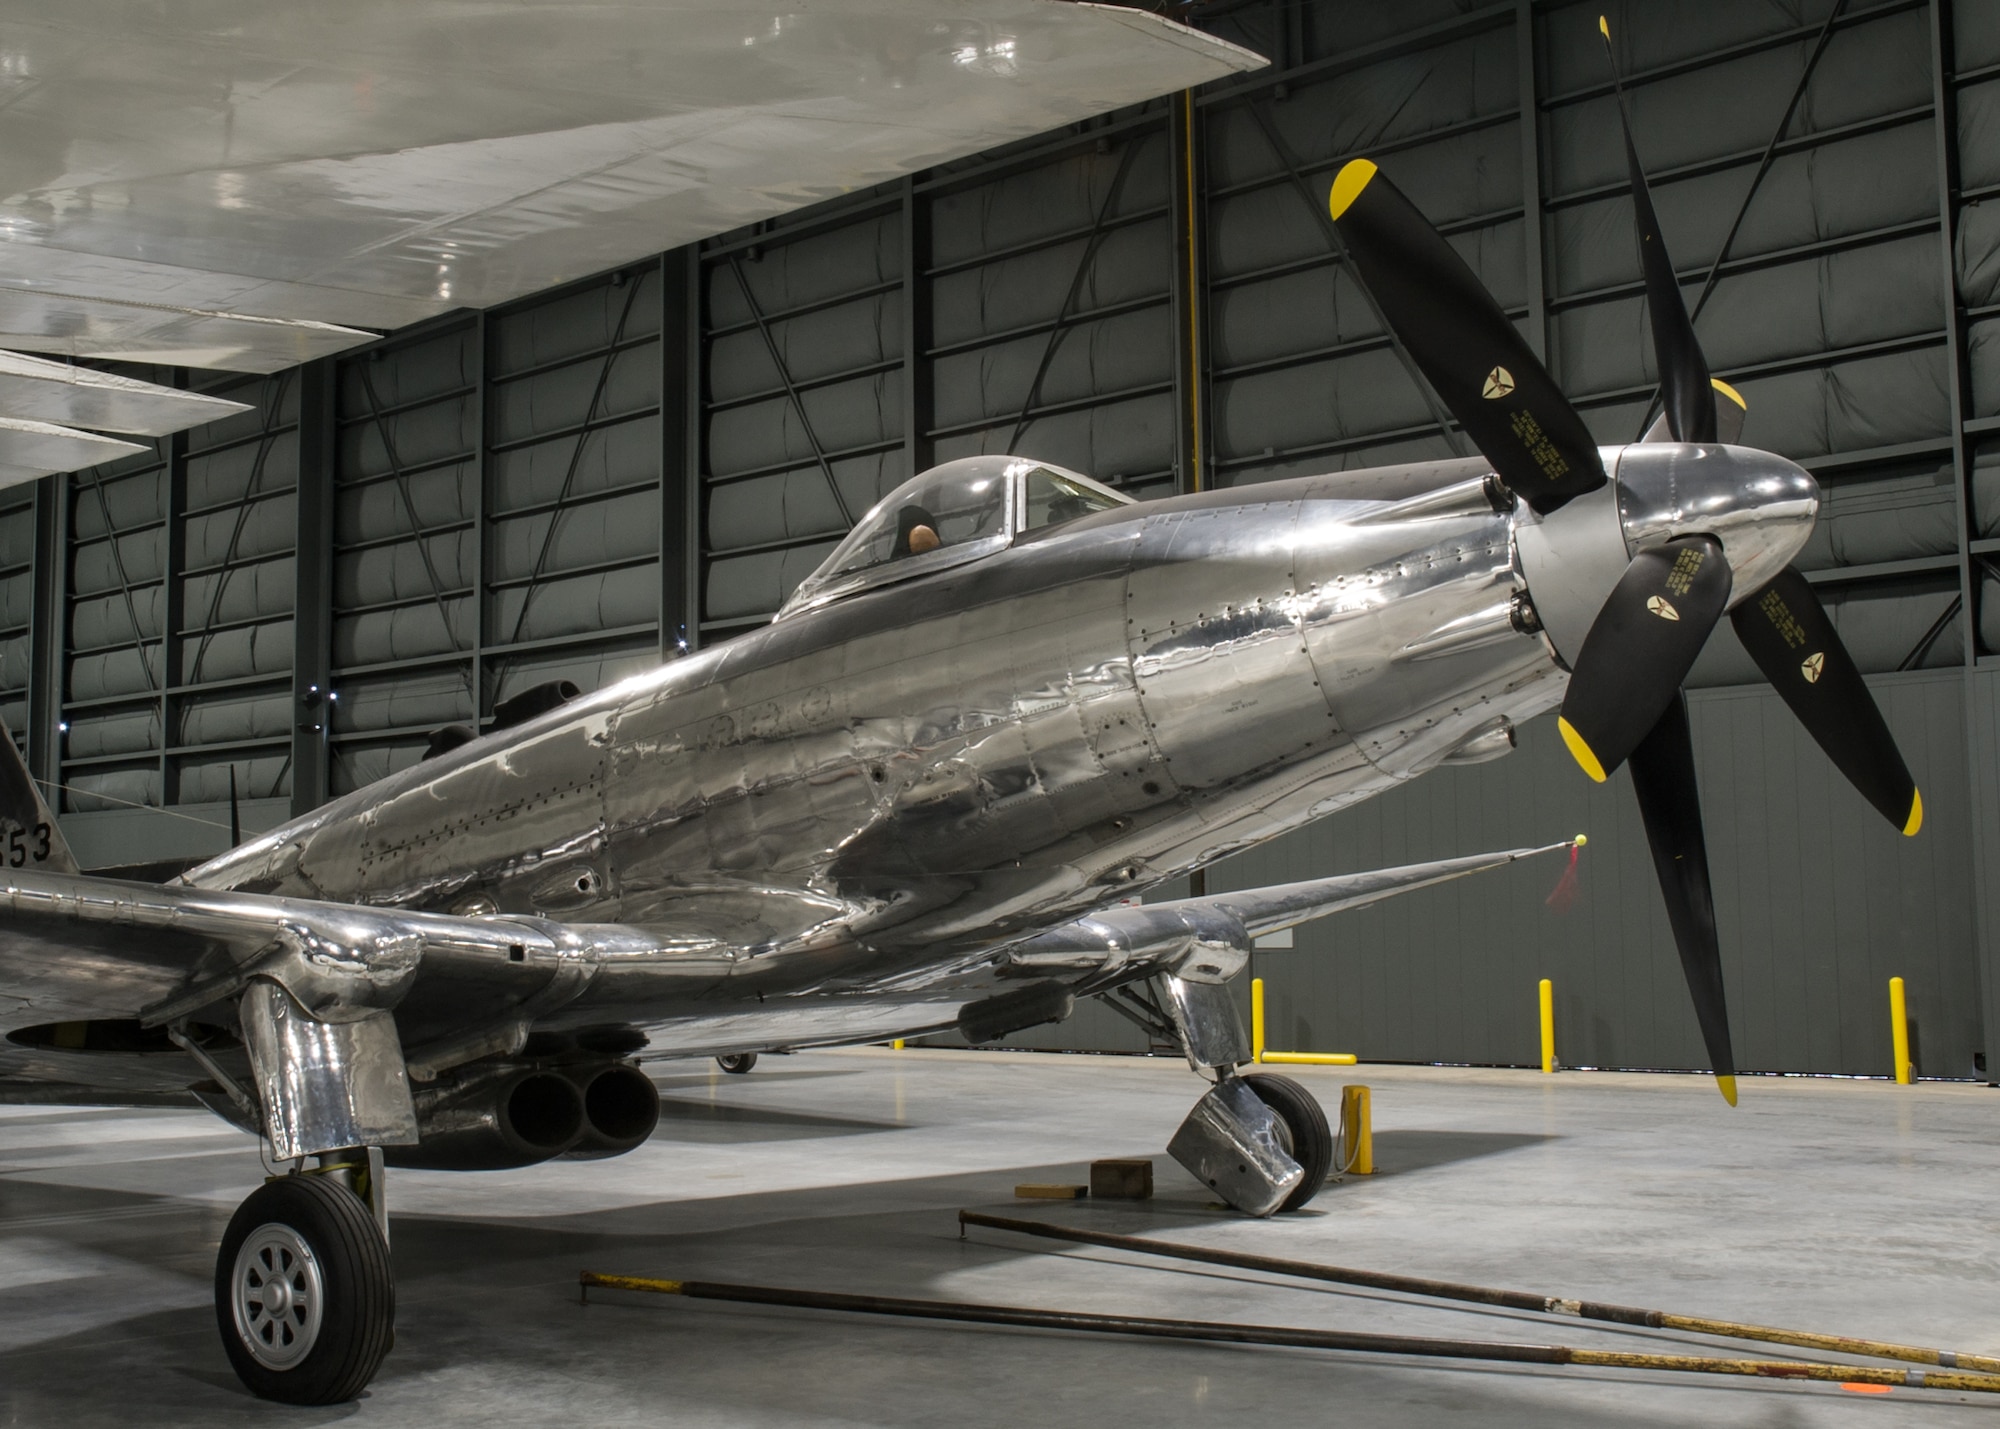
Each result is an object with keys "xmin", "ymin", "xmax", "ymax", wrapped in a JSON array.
[{"xmin": 0, "ymin": 0, "xmax": 1259, "ymax": 370}]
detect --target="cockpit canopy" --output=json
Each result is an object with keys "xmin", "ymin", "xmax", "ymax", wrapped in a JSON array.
[{"xmin": 776, "ymin": 456, "xmax": 1131, "ymax": 618}]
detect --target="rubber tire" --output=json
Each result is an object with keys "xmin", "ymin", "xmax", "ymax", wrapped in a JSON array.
[
  {"xmin": 1241, "ymin": 1073, "xmax": 1334, "ymax": 1213},
  {"xmin": 215, "ymin": 1175, "xmax": 394, "ymax": 1405},
  {"xmin": 716, "ymin": 1052, "xmax": 758, "ymax": 1074}
]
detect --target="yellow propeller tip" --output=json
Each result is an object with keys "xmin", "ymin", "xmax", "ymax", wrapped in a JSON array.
[
  {"xmin": 1903, "ymin": 789, "xmax": 1923, "ymax": 837},
  {"xmin": 1598, "ymin": 15, "xmax": 1610, "ymax": 39},
  {"xmin": 1328, "ymin": 159, "xmax": 1378, "ymax": 221},
  {"xmin": 1710, "ymin": 377, "xmax": 1747, "ymax": 411},
  {"xmin": 1572, "ymin": 834, "xmax": 1588, "ymax": 848},
  {"xmin": 1557, "ymin": 718, "xmax": 1608, "ymax": 783},
  {"xmin": 1716, "ymin": 1075, "xmax": 1738, "ymax": 1106}
]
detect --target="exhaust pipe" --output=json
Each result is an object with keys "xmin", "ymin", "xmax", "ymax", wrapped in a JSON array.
[
  {"xmin": 389, "ymin": 1069, "xmax": 586, "ymax": 1170},
  {"xmin": 563, "ymin": 1063, "xmax": 661, "ymax": 1160}
]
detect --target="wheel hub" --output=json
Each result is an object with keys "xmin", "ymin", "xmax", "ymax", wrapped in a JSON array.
[{"xmin": 231, "ymin": 1222, "xmax": 324, "ymax": 1371}]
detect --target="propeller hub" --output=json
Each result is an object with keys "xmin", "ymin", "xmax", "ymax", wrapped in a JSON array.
[{"xmin": 1514, "ymin": 442, "xmax": 1818, "ymax": 666}]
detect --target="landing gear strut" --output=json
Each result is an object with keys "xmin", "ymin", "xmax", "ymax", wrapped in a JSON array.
[{"xmin": 215, "ymin": 1153, "xmax": 394, "ymax": 1404}]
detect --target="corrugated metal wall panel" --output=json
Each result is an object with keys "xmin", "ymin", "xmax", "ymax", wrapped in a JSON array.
[
  {"xmin": 0, "ymin": 486, "xmax": 33, "ymax": 741},
  {"xmin": 702, "ymin": 212, "xmax": 908, "ymax": 629}
]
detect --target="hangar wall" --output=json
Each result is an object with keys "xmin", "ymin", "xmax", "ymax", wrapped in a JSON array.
[{"xmin": 3, "ymin": 0, "xmax": 1999, "ymax": 1076}]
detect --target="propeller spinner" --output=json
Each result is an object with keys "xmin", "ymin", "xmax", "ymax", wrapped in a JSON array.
[{"xmin": 1325, "ymin": 16, "xmax": 1923, "ymax": 1104}]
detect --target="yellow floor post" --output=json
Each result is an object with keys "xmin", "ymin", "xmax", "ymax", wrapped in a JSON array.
[
  {"xmin": 1539, "ymin": 977, "xmax": 1555, "ymax": 1074},
  {"xmin": 1890, "ymin": 976, "xmax": 1910, "ymax": 1084},
  {"xmin": 892, "ymin": 1039, "xmax": 904, "ymax": 1050},
  {"xmin": 1251, "ymin": 977, "xmax": 1265, "ymax": 1064},
  {"xmin": 1339, "ymin": 1084, "xmax": 1372, "ymax": 1175}
]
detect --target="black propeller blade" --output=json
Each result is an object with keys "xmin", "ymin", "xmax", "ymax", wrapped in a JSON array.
[
  {"xmin": 1731, "ymin": 566, "xmax": 1923, "ymax": 836},
  {"xmin": 1644, "ymin": 377, "xmax": 1747, "ymax": 444},
  {"xmin": 1599, "ymin": 15, "xmax": 1715, "ymax": 444},
  {"xmin": 1559, "ymin": 536, "xmax": 1733, "ymax": 782},
  {"xmin": 1627, "ymin": 694, "xmax": 1737, "ymax": 1103},
  {"xmin": 1326, "ymin": 161, "xmax": 1605, "ymax": 513},
  {"xmin": 1324, "ymin": 15, "xmax": 1928, "ymax": 1105}
]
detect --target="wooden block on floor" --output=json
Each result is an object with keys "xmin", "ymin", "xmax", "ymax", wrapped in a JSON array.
[
  {"xmin": 1090, "ymin": 1158, "xmax": 1154, "ymax": 1200},
  {"xmin": 1014, "ymin": 1182, "xmax": 1088, "ymax": 1200}
]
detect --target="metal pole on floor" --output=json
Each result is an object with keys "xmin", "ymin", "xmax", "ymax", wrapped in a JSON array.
[
  {"xmin": 1539, "ymin": 977, "xmax": 1556, "ymax": 1074},
  {"xmin": 577, "ymin": 1269, "xmax": 2000, "ymax": 1394},
  {"xmin": 954, "ymin": 1211, "xmax": 2000, "ymax": 1377},
  {"xmin": 1890, "ymin": 977, "xmax": 1911, "ymax": 1084}
]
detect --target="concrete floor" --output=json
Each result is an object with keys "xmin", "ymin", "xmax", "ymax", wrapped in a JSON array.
[{"xmin": 3, "ymin": 1049, "xmax": 1999, "ymax": 1426}]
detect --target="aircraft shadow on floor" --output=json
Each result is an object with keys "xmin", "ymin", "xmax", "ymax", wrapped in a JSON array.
[{"xmin": 1360, "ymin": 1129, "xmax": 1551, "ymax": 1178}]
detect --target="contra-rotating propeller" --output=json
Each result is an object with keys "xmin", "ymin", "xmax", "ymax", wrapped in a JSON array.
[{"xmin": 1325, "ymin": 15, "xmax": 1923, "ymax": 1104}]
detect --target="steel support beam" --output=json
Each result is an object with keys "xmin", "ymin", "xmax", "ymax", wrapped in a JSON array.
[
  {"xmin": 901, "ymin": 175, "xmax": 934, "ymax": 482},
  {"xmin": 683, "ymin": 247, "xmax": 706, "ymax": 653},
  {"xmin": 159, "ymin": 413, "xmax": 187, "ymax": 807},
  {"xmin": 1171, "ymin": 91, "xmax": 1206, "ymax": 494},
  {"xmin": 26, "ymin": 475, "xmax": 60, "ymax": 788},
  {"xmin": 660, "ymin": 248, "xmax": 695, "ymax": 661},
  {"xmin": 1514, "ymin": 0, "xmax": 1547, "ymax": 362},
  {"xmin": 291, "ymin": 358, "xmax": 336, "ymax": 817}
]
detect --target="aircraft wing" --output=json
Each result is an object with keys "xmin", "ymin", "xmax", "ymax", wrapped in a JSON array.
[
  {"xmin": 1156, "ymin": 840, "xmax": 1580, "ymax": 939},
  {"xmin": 1001, "ymin": 840, "xmax": 1580, "ymax": 980}
]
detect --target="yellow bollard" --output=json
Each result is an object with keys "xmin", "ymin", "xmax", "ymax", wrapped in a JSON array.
[
  {"xmin": 1340, "ymin": 1084, "xmax": 1372, "ymax": 1175},
  {"xmin": 1251, "ymin": 977, "xmax": 1266, "ymax": 1063},
  {"xmin": 1539, "ymin": 977, "xmax": 1555, "ymax": 1074},
  {"xmin": 892, "ymin": 1039, "xmax": 905, "ymax": 1050},
  {"xmin": 1890, "ymin": 977, "xmax": 1910, "ymax": 1084}
]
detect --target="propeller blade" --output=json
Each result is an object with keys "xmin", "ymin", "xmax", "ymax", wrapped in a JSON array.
[
  {"xmin": 1643, "ymin": 377, "xmax": 1747, "ymax": 444},
  {"xmin": 1628, "ymin": 693, "xmax": 1737, "ymax": 1103},
  {"xmin": 1730, "ymin": 565, "xmax": 1923, "ymax": 836},
  {"xmin": 1327, "ymin": 160, "xmax": 1606, "ymax": 513},
  {"xmin": 1559, "ymin": 535, "xmax": 1733, "ymax": 782},
  {"xmin": 1599, "ymin": 15, "xmax": 1715, "ymax": 444}
]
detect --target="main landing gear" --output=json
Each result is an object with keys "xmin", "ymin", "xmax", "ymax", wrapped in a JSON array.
[
  {"xmin": 216, "ymin": 1150, "xmax": 394, "ymax": 1404},
  {"xmin": 716, "ymin": 1052, "xmax": 759, "ymax": 1074},
  {"xmin": 1104, "ymin": 974, "xmax": 1336, "ymax": 1215}
]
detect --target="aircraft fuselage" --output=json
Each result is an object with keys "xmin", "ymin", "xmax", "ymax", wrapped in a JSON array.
[{"xmin": 192, "ymin": 458, "xmax": 1566, "ymax": 1049}]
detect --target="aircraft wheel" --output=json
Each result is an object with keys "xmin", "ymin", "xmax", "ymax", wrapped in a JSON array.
[
  {"xmin": 215, "ymin": 1174, "xmax": 394, "ymax": 1404},
  {"xmin": 1241, "ymin": 1072, "xmax": 1333, "ymax": 1212},
  {"xmin": 716, "ymin": 1052, "xmax": 758, "ymax": 1074}
]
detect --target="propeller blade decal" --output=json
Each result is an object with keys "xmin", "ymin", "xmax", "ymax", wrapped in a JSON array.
[
  {"xmin": 1599, "ymin": 15, "xmax": 1715, "ymax": 444},
  {"xmin": 1628, "ymin": 693, "xmax": 1738, "ymax": 1103},
  {"xmin": 1327, "ymin": 160, "xmax": 1606, "ymax": 514},
  {"xmin": 1730, "ymin": 565, "xmax": 1923, "ymax": 835},
  {"xmin": 1559, "ymin": 535, "xmax": 1733, "ymax": 782}
]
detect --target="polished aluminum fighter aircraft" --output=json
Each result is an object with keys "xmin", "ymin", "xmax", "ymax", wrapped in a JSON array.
[{"xmin": 0, "ymin": 49, "xmax": 1924, "ymax": 1407}]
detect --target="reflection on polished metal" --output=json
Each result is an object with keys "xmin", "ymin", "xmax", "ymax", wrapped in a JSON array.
[
  {"xmin": 0, "ymin": 2, "xmax": 1262, "ymax": 368},
  {"xmin": 1158, "ymin": 974, "xmax": 1251, "ymax": 1073},
  {"xmin": 239, "ymin": 983, "xmax": 418, "ymax": 1161},
  {"xmin": 1167, "ymin": 1075, "xmax": 1303, "ymax": 1217},
  {"xmin": 1515, "ymin": 444, "xmax": 1818, "ymax": 664}
]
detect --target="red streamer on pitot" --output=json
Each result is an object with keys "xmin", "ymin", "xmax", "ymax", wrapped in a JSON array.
[{"xmin": 1545, "ymin": 843, "xmax": 1581, "ymax": 914}]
